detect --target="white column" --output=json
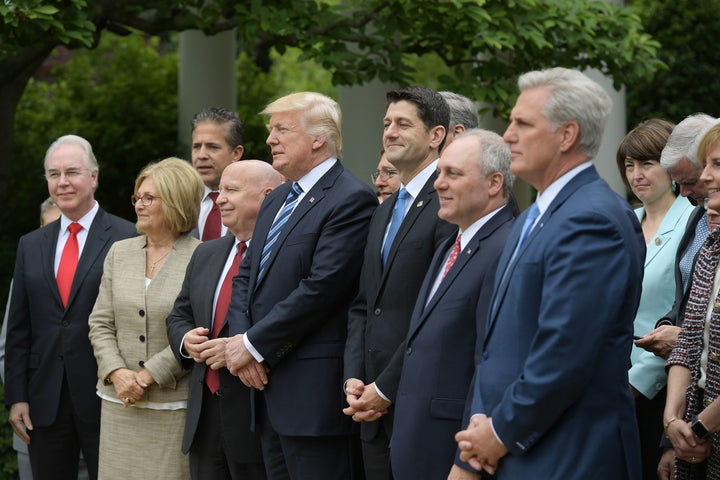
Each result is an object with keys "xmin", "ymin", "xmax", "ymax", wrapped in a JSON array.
[{"xmin": 178, "ymin": 29, "xmax": 237, "ymax": 153}]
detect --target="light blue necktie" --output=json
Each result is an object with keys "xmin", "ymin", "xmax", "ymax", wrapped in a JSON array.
[
  {"xmin": 510, "ymin": 202, "xmax": 540, "ymax": 261},
  {"xmin": 258, "ymin": 182, "xmax": 303, "ymax": 283},
  {"xmin": 382, "ymin": 187, "xmax": 410, "ymax": 267}
]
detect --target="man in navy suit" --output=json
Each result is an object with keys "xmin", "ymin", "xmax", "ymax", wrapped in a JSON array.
[
  {"xmin": 390, "ymin": 129, "xmax": 515, "ymax": 480},
  {"xmin": 455, "ymin": 68, "xmax": 645, "ymax": 479},
  {"xmin": 5, "ymin": 135, "xmax": 136, "ymax": 480},
  {"xmin": 224, "ymin": 92, "xmax": 376, "ymax": 480},
  {"xmin": 167, "ymin": 160, "xmax": 282, "ymax": 479},
  {"xmin": 342, "ymin": 86, "xmax": 454, "ymax": 479}
]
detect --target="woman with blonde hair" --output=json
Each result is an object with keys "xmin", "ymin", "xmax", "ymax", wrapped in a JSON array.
[{"xmin": 89, "ymin": 157, "xmax": 203, "ymax": 479}]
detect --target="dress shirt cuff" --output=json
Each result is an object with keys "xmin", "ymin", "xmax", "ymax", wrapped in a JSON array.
[
  {"xmin": 489, "ymin": 418, "xmax": 506, "ymax": 448},
  {"xmin": 179, "ymin": 332, "xmax": 191, "ymax": 359},
  {"xmin": 375, "ymin": 383, "xmax": 390, "ymax": 402},
  {"xmin": 243, "ymin": 334, "xmax": 265, "ymax": 363}
]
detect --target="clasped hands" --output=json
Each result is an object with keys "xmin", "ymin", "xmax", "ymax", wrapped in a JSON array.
[
  {"xmin": 343, "ymin": 378, "xmax": 391, "ymax": 422},
  {"xmin": 664, "ymin": 417, "xmax": 711, "ymax": 465},
  {"xmin": 455, "ymin": 414, "xmax": 509, "ymax": 476},
  {"xmin": 109, "ymin": 367, "xmax": 154, "ymax": 408},
  {"xmin": 206, "ymin": 331, "xmax": 268, "ymax": 390}
]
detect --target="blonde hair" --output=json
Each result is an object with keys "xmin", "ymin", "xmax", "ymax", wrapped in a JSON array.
[
  {"xmin": 261, "ymin": 92, "xmax": 343, "ymax": 158},
  {"xmin": 134, "ymin": 157, "xmax": 204, "ymax": 235},
  {"xmin": 697, "ymin": 124, "xmax": 720, "ymax": 167}
]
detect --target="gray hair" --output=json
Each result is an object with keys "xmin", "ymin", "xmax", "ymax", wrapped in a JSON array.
[
  {"xmin": 44, "ymin": 135, "xmax": 99, "ymax": 174},
  {"xmin": 440, "ymin": 91, "xmax": 479, "ymax": 130},
  {"xmin": 518, "ymin": 68, "xmax": 612, "ymax": 160},
  {"xmin": 457, "ymin": 128, "xmax": 515, "ymax": 198},
  {"xmin": 660, "ymin": 113, "xmax": 718, "ymax": 169}
]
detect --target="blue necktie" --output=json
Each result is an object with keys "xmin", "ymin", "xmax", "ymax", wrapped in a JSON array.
[
  {"xmin": 510, "ymin": 202, "xmax": 540, "ymax": 261},
  {"xmin": 258, "ymin": 182, "xmax": 303, "ymax": 283},
  {"xmin": 382, "ymin": 188, "xmax": 410, "ymax": 267}
]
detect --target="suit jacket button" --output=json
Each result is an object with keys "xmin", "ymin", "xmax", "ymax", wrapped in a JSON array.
[
  {"xmin": 62, "ymin": 321, "xmax": 69, "ymax": 327},
  {"xmin": 374, "ymin": 308, "xmax": 381, "ymax": 315},
  {"xmin": 711, "ymin": 352, "xmax": 719, "ymax": 363},
  {"xmin": 405, "ymin": 347, "xmax": 412, "ymax": 355},
  {"xmin": 139, "ymin": 309, "xmax": 145, "ymax": 317},
  {"xmin": 139, "ymin": 335, "xmax": 146, "ymax": 342},
  {"xmin": 482, "ymin": 351, "xmax": 489, "ymax": 360},
  {"xmin": 138, "ymin": 360, "xmax": 145, "ymax": 367}
]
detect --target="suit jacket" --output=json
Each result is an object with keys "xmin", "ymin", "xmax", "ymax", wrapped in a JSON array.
[
  {"xmin": 88, "ymin": 234, "xmax": 199, "ymax": 403},
  {"xmin": 629, "ymin": 196, "xmax": 692, "ymax": 399},
  {"xmin": 656, "ymin": 204, "xmax": 707, "ymax": 328},
  {"xmin": 470, "ymin": 166, "xmax": 645, "ymax": 479},
  {"xmin": 166, "ymin": 234, "xmax": 263, "ymax": 461},
  {"xmin": 227, "ymin": 161, "xmax": 376, "ymax": 437},
  {"xmin": 4, "ymin": 208, "xmax": 136, "ymax": 426},
  {"xmin": 343, "ymin": 172, "xmax": 454, "ymax": 440},
  {"xmin": 390, "ymin": 205, "xmax": 514, "ymax": 480}
]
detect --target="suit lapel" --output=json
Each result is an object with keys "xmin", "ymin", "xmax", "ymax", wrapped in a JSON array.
[
  {"xmin": 486, "ymin": 168, "xmax": 599, "ymax": 340},
  {"xmin": 43, "ymin": 221, "xmax": 63, "ymax": 306}
]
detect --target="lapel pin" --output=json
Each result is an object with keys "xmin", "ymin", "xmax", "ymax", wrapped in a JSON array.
[
  {"xmin": 309, "ymin": 197, "xmax": 315, "ymax": 203},
  {"xmin": 416, "ymin": 201, "xmax": 423, "ymax": 207}
]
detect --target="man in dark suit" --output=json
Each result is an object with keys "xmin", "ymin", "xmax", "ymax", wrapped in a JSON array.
[
  {"xmin": 224, "ymin": 92, "xmax": 377, "ymax": 480},
  {"xmin": 190, "ymin": 107, "xmax": 245, "ymax": 240},
  {"xmin": 455, "ymin": 68, "xmax": 645, "ymax": 479},
  {"xmin": 390, "ymin": 129, "xmax": 515, "ymax": 480},
  {"xmin": 5, "ymin": 135, "xmax": 136, "ymax": 480},
  {"xmin": 167, "ymin": 160, "xmax": 282, "ymax": 480},
  {"xmin": 342, "ymin": 86, "xmax": 454, "ymax": 479}
]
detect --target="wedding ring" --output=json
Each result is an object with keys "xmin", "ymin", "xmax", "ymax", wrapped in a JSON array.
[{"xmin": 691, "ymin": 456, "xmax": 697, "ymax": 464}]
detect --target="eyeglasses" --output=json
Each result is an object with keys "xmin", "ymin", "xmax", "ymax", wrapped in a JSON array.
[
  {"xmin": 130, "ymin": 194, "xmax": 160, "ymax": 207},
  {"xmin": 45, "ymin": 167, "xmax": 88, "ymax": 181},
  {"xmin": 371, "ymin": 169, "xmax": 399, "ymax": 182}
]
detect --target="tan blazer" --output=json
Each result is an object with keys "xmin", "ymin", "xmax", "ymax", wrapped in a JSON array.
[{"xmin": 89, "ymin": 234, "xmax": 200, "ymax": 404}]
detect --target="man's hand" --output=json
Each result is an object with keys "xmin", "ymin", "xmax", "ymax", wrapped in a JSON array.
[
  {"xmin": 456, "ymin": 414, "xmax": 508, "ymax": 475},
  {"xmin": 657, "ymin": 449, "xmax": 675, "ymax": 480},
  {"xmin": 200, "ymin": 338, "xmax": 229, "ymax": 370},
  {"xmin": 635, "ymin": 325, "xmax": 681, "ymax": 359},
  {"xmin": 447, "ymin": 464, "xmax": 480, "ymax": 480},
  {"xmin": 342, "ymin": 378, "xmax": 365, "ymax": 417},
  {"xmin": 109, "ymin": 368, "xmax": 146, "ymax": 407},
  {"xmin": 225, "ymin": 334, "xmax": 254, "ymax": 375},
  {"xmin": 344, "ymin": 381, "xmax": 390, "ymax": 422},
  {"xmin": 182, "ymin": 327, "xmax": 210, "ymax": 363},
  {"xmin": 9, "ymin": 402, "xmax": 32, "ymax": 444},
  {"xmin": 237, "ymin": 360, "xmax": 269, "ymax": 390}
]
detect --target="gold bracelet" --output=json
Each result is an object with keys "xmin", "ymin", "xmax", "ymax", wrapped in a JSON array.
[{"xmin": 664, "ymin": 416, "xmax": 679, "ymax": 433}]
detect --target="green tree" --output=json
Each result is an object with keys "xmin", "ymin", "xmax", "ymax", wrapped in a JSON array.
[{"xmin": 627, "ymin": 0, "xmax": 720, "ymax": 126}]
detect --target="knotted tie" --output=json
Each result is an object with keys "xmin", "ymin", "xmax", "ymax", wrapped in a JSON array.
[
  {"xmin": 258, "ymin": 182, "xmax": 303, "ymax": 283},
  {"xmin": 206, "ymin": 241, "xmax": 246, "ymax": 393},
  {"xmin": 441, "ymin": 233, "xmax": 462, "ymax": 281},
  {"xmin": 511, "ymin": 202, "xmax": 540, "ymax": 261},
  {"xmin": 202, "ymin": 191, "xmax": 221, "ymax": 241},
  {"xmin": 382, "ymin": 188, "xmax": 411, "ymax": 267},
  {"xmin": 57, "ymin": 223, "xmax": 82, "ymax": 307}
]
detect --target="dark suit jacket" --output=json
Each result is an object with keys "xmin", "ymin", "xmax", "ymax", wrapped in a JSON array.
[
  {"xmin": 227, "ymin": 161, "xmax": 376, "ymax": 437},
  {"xmin": 471, "ymin": 166, "xmax": 645, "ymax": 479},
  {"xmin": 166, "ymin": 234, "xmax": 262, "ymax": 462},
  {"xmin": 390, "ymin": 205, "xmax": 514, "ymax": 480},
  {"xmin": 656, "ymin": 204, "xmax": 707, "ymax": 328},
  {"xmin": 343, "ymin": 172, "xmax": 454, "ymax": 440},
  {"xmin": 4, "ymin": 208, "xmax": 135, "ymax": 427}
]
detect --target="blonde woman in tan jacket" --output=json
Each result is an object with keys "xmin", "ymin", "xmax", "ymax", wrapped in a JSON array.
[{"xmin": 89, "ymin": 158, "xmax": 203, "ymax": 479}]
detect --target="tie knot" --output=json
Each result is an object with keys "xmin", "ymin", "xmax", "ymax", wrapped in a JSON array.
[
  {"xmin": 208, "ymin": 191, "xmax": 219, "ymax": 202},
  {"xmin": 454, "ymin": 233, "xmax": 462, "ymax": 247},
  {"xmin": 68, "ymin": 223, "xmax": 82, "ymax": 235},
  {"xmin": 237, "ymin": 240, "xmax": 247, "ymax": 256},
  {"xmin": 526, "ymin": 203, "xmax": 540, "ymax": 223},
  {"xmin": 292, "ymin": 182, "xmax": 303, "ymax": 196},
  {"xmin": 398, "ymin": 188, "xmax": 410, "ymax": 201}
]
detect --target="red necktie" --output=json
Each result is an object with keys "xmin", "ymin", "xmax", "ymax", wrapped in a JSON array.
[
  {"xmin": 57, "ymin": 223, "xmax": 82, "ymax": 307},
  {"xmin": 206, "ymin": 241, "xmax": 246, "ymax": 393},
  {"xmin": 441, "ymin": 234, "xmax": 462, "ymax": 281},
  {"xmin": 202, "ymin": 192, "xmax": 221, "ymax": 241}
]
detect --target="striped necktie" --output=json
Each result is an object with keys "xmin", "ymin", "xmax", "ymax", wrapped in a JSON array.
[{"xmin": 258, "ymin": 182, "xmax": 303, "ymax": 283}]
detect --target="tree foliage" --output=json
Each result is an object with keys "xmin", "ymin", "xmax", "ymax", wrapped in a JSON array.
[{"xmin": 626, "ymin": 0, "xmax": 720, "ymax": 126}]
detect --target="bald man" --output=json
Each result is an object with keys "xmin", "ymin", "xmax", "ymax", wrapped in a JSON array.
[{"xmin": 167, "ymin": 160, "xmax": 282, "ymax": 480}]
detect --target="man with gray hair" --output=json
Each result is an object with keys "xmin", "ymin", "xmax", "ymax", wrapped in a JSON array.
[
  {"xmin": 5, "ymin": 135, "xmax": 135, "ymax": 479},
  {"xmin": 456, "ymin": 68, "xmax": 645, "ymax": 478},
  {"xmin": 440, "ymin": 91, "xmax": 480, "ymax": 149},
  {"xmin": 390, "ymin": 129, "xmax": 515, "ymax": 480}
]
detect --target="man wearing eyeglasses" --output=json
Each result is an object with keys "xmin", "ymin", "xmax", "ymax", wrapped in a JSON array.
[
  {"xmin": 343, "ymin": 86, "xmax": 455, "ymax": 480},
  {"xmin": 4, "ymin": 135, "xmax": 135, "ymax": 480},
  {"xmin": 372, "ymin": 150, "xmax": 401, "ymax": 204}
]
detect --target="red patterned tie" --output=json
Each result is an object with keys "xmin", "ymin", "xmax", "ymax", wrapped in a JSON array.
[
  {"xmin": 57, "ymin": 223, "xmax": 82, "ymax": 307},
  {"xmin": 202, "ymin": 192, "xmax": 221, "ymax": 241},
  {"xmin": 206, "ymin": 241, "xmax": 246, "ymax": 393},
  {"xmin": 441, "ymin": 234, "xmax": 462, "ymax": 281}
]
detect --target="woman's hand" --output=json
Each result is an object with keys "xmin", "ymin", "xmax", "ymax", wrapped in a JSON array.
[
  {"xmin": 109, "ymin": 368, "xmax": 147, "ymax": 407},
  {"xmin": 665, "ymin": 419, "xmax": 711, "ymax": 464}
]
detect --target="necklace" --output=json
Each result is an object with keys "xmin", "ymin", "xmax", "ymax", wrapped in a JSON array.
[{"xmin": 148, "ymin": 249, "xmax": 171, "ymax": 274}]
